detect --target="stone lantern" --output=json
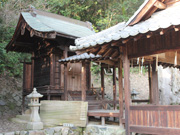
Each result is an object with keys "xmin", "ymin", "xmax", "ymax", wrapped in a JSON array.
[{"xmin": 27, "ymin": 88, "xmax": 43, "ymax": 130}]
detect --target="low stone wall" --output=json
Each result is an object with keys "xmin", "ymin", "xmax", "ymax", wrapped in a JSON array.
[
  {"xmin": 0, "ymin": 125, "xmax": 125, "ymax": 135},
  {"xmin": 0, "ymin": 76, "xmax": 24, "ymax": 116},
  {"xmin": 0, "ymin": 127, "xmax": 83, "ymax": 135}
]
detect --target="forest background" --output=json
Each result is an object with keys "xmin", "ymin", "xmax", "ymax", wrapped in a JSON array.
[{"xmin": 0, "ymin": 0, "xmax": 143, "ymax": 78}]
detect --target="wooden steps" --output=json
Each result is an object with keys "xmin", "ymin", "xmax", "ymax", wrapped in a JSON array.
[{"xmin": 68, "ymin": 90, "xmax": 102, "ymax": 110}]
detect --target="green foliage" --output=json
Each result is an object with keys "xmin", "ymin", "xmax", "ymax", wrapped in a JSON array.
[
  {"xmin": 91, "ymin": 63, "xmax": 101, "ymax": 75},
  {"xmin": 0, "ymin": 42, "xmax": 30, "ymax": 77}
]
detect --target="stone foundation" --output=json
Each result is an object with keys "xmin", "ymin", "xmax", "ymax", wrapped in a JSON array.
[{"xmin": 0, "ymin": 125, "xmax": 125, "ymax": 135}]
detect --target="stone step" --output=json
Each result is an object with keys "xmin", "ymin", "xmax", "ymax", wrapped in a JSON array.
[
  {"xmin": 11, "ymin": 117, "xmax": 28, "ymax": 124},
  {"xmin": 16, "ymin": 114, "xmax": 30, "ymax": 121},
  {"xmin": 11, "ymin": 114, "xmax": 30, "ymax": 124}
]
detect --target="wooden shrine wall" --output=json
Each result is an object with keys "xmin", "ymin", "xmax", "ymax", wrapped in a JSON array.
[
  {"xmin": 50, "ymin": 54, "xmax": 61, "ymax": 90},
  {"xmin": 23, "ymin": 63, "xmax": 32, "ymax": 92},
  {"xmin": 67, "ymin": 63, "xmax": 82, "ymax": 91},
  {"xmin": 34, "ymin": 56, "xmax": 50, "ymax": 87}
]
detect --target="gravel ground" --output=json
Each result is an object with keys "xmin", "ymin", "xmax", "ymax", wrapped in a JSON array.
[{"xmin": 0, "ymin": 115, "xmax": 25, "ymax": 133}]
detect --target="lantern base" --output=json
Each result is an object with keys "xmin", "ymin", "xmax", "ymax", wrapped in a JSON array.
[{"xmin": 27, "ymin": 122, "xmax": 43, "ymax": 130}]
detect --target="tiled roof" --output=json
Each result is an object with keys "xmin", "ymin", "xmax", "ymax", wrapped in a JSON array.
[
  {"xmin": 70, "ymin": 2, "xmax": 180, "ymax": 51},
  {"xmin": 59, "ymin": 53, "xmax": 101, "ymax": 63}
]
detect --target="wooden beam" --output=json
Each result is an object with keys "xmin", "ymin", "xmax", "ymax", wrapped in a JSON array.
[
  {"xmin": 118, "ymin": 58, "xmax": 124, "ymax": 126},
  {"xmin": 151, "ymin": 59, "xmax": 159, "ymax": 105},
  {"xmin": 101, "ymin": 64, "xmax": 105, "ymax": 99},
  {"xmin": 123, "ymin": 45, "xmax": 131, "ymax": 135},
  {"xmin": 154, "ymin": 0, "xmax": 167, "ymax": 9},
  {"xmin": 130, "ymin": 126, "xmax": 180, "ymax": 135},
  {"xmin": 81, "ymin": 62, "xmax": 87, "ymax": 101},
  {"xmin": 134, "ymin": 34, "xmax": 143, "ymax": 41},
  {"xmin": 165, "ymin": 0, "xmax": 180, "ymax": 5},
  {"xmin": 146, "ymin": 32, "xmax": 153, "ymax": 38},
  {"xmin": 122, "ymin": 38, "xmax": 130, "ymax": 44},
  {"xmin": 113, "ymin": 66, "xmax": 117, "ymax": 110},
  {"xmin": 174, "ymin": 26, "xmax": 180, "ymax": 32}
]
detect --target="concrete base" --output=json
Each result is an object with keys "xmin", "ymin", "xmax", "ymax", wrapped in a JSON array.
[{"xmin": 27, "ymin": 122, "xmax": 43, "ymax": 130}]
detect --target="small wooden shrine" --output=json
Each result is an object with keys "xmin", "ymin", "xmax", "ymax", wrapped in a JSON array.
[{"xmin": 5, "ymin": 6, "xmax": 94, "ymax": 112}]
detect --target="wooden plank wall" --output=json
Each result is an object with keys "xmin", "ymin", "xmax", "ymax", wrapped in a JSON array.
[
  {"xmin": 130, "ymin": 105, "xmax": 180, "ymax": 134},
  {"xmin": 23, "ymin": 63, "xmax": 32, "ymax": 92},
  {"xmin": 34, "ymin": 56, "xmax": 50, "ymax": 87},
  {"xmin": 67, "ymin": 63, "xmax": 82, "ymax": 91}
]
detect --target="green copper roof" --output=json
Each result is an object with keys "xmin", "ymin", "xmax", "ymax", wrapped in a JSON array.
[{"xmin": 21, "ymin": 12, "xmax": 95, "ymax": 38}]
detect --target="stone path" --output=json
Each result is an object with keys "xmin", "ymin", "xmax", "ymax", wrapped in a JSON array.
[{"xmin": 0, "ymin": 116, "xmax": 25, "ymax": 133}]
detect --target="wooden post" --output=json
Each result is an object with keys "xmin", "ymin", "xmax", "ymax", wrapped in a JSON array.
[
  {"xmin": 31, "ymin": 52, "xmax": 34, "ymax": 90},
  {"xmin": 148, "ymin": 64, "xmax": 152, "ymax": 104},
  {"xmin": 82, "ymin": 62, "xmax": 87, "ymax": 101},
  {"xmin": 123, "ymin": 46, "xmax": 131, "ymax": 135},
  {"xmin": 64, "ymin": 63, "xmax": 68, "ymax": 100},
  {"xmin": 50, "ymin": 53, "xmax": 55, "ymax": 99},
  {"xmin": 101, "ymin": 65, "xmax": 105, "ymax": 99},
  {"xmin": 113, "ymin": 66, "xmax": 117, "ymax": 110},
  {"xmin": 151, "ymin": 59, "xmax": 159, "ymax": 105},
  {"xmin": 118, "ymin": 58, "xmax": 123, "ymax": 126},
  {"xmin": 81, "ymin": 62, "xmax": 87, "ymax": 101},
  {"xmin": 63, "ymin": 47, "xmax": 68, "ymax": 101},
  {"xmin": 86, "ymin": 62, "xmax": 91, "ymax": 91},
  {"xmin": 22, "ymin": 62, "xmax": 26, "ymax": 114}
]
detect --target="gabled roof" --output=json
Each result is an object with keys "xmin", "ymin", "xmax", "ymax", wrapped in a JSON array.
[
  {"xmin": 5, "ymin": 7, "xmax": 95, "ymax": 52},
  {"xmin": 70, "ymin": 1, "xmax": 180, "ymax": 51},
  {"xmin": 21, "ymin": 8, "xmax": 95, "ymax": 38}
]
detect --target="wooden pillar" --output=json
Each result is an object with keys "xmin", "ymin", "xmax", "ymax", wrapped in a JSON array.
[
  {"xmin": 63, "ymin": 46, "xmax": 68, "ymax": 101},
  {"xmin": 31, "ymin": 52, "xmax": 34, "ymax": 89},
  {"xmin": 148, "ymin": 64, "xmax": 152, "ymax": 104},
  {"xmin": 151, "ymin": 59, "xmax": 159, "ymax": 105},
  {"xmin": 81, "ymin": 62, "xmax": 87, "ymax": 101},
  {"xmin": 123, "ymin": 46, "xmax": 131, "ymax": 135},
  {"xmin": 86, "ymin": 62, "xmax": 91, "ymax": 91},
  {"xmin": 50, "ymin": 53, "xmax": 55, "ymax": 99},
  {"xmin": 113, "ymin": 66, "xmax": 117, "ymax": 110},
  {"xmin": 64, "ymin": 63, "xmax": 68, "ymax": 100},
  {"xmin": 118, "ymin": 58, "xmax": 123, "ymax": 126},
  {"xmin": 22, "ymin": 62, "xmax": 26, "ymax": 114},
  {"xmin": 101, "ymin": 65, "xmax": 105, "ymax": 99}
]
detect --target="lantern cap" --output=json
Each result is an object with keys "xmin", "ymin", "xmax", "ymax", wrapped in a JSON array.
[{"xmin": 27, "ymin": 88, "xmax": 43, "ymax": 98}]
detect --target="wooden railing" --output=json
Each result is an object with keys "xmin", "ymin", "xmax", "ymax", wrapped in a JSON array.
[{"xmin": 129, "ymin": 105, "xmax": 180, "ymax": 135}]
